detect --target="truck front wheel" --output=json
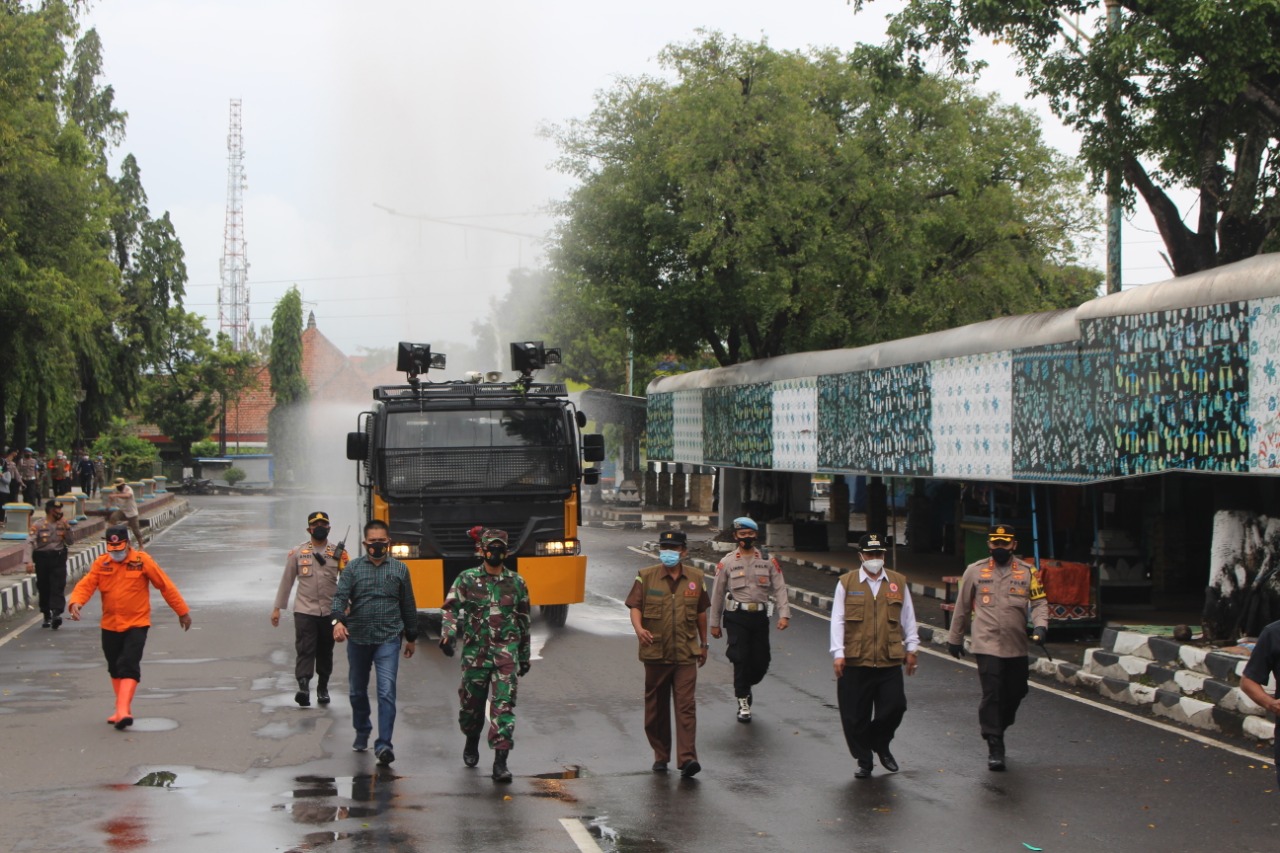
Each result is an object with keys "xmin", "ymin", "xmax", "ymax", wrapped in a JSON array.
[{"xmin": 541, "ymin": 604, "xmax": 568, "ymax": 628}]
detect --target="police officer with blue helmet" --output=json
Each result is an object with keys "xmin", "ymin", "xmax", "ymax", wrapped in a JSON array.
[{"xmin": 709, "ymin": 516, "xmax": 790, "ymax": 722}]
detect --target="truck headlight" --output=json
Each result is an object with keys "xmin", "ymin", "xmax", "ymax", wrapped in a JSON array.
[
  {"xmin": 390, "ymin": 543, "xmax": 419, "ymax": 559},
  {"xmin": 535, "ymin": 539, "xmax": 580, "ymax": 556}
]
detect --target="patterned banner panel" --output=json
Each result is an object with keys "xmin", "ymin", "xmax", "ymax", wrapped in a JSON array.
[
  {"xmin": 1247, "ymin": 296, "xmax": 1280, "ymax": 474},
  {"xmin": 932, "ymin": 351, "xmax": 1012, "ymax": 480},
  {"xmin": 1108, "ymin": 304, "xmax": 1250, "ymax": 476},
  {"xmin": 672, "ymin": 390, "xmax": 704, "ymax": 465},
  {"xmin": 772, "ymin": 378, "xmax": 818, "ymax": 471},
  {"xmin": 646, "ymin": 392, "xmax": 673, "ymax": 461},
  {"xmin": 818, "ymin": 365, "xmax": 933, "ymax": 476},
  {"xmin": 1012, "ymin": 341, "xmax": 1114, "ymax": 482},
  {"xmin": 703, "ymin": 383, "xmax": 773, "ymax": 468}
]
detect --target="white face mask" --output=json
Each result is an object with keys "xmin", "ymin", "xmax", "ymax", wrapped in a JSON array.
[
  {"xmin": 108, "ymin": 550, "xmax": 128, "ymax": 563},
  {"xmin": 862, "ymin": 558, "xmax": 885, "ymax": 574}
]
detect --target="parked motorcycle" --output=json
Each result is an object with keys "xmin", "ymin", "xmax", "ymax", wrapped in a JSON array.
[{"xmin": 175, "ymin": 476, "xmax": 214, "ymax": 495}]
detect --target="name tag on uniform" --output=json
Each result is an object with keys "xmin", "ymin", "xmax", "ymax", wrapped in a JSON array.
[
  {"xmin": 646, "ymin": 588, "xmax": 665, "ymax": 596},
  {"xmin": 683, "ymin": 581, "xmax": 698, "ymax": 597},
  {"xmin": 848, "ymin": 590, "xmax": 865, "ymax": 595}
]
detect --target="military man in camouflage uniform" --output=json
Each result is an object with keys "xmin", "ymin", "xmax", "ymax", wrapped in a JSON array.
[{"xmin": 440, "ymin": 528, "xmax": 531, "ymax": 783}]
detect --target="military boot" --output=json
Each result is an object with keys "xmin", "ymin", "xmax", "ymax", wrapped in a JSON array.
[
  {"xmin": 316, "ymin": 677, "xmax": 330, "ymax": 705},
  {"xmin": 295, "ymin": 677, "xmax": 311, "ymax": 707},
  {"xmin": 41, "ymin": 612, "xmax": 51, "ymax": 629},
  {"xmin": 492, "ymin": 749, "xmax": 512, "ymax": 783},
  {"xmin": 986, "ymin": 734, "xmax": 1006, "ymax": 771},
  {"xmin": 463, "ymin": 734, "xmax": 481, "ymax": 768}
]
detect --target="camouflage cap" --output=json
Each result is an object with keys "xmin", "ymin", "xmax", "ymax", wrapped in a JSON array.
[{"xmin": 479, "ymin": 528, "xmax": 509, "ymax": 547}]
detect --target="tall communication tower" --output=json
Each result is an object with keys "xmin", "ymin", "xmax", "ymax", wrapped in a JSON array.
[{"xmin": 218, "ymin": 99, "xmax": 250, "ymax": 350}]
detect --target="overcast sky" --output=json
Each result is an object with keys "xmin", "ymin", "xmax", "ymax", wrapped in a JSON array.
[{"xmin": 83, "ymin": 0, "xmax": 1173, "ymax": 362}]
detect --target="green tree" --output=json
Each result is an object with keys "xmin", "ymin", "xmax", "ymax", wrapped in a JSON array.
[
  {"xmin": 854, "ymin": 0, "xmax": 1280, "ymax": 274},
  {"xmin": 142, "ymin": 310, "xmax": 259, "ymax": 462},
  {"xmin": 548, "ymin": 33, "xmax": 1098, "ymax": 370},
  {"xmin": 91, "ymin": 418, "xmax": 160, "ymax": 480},
  {"xmin": 268, "ymin": 286, "xmax": 308, "ymax": 483}
]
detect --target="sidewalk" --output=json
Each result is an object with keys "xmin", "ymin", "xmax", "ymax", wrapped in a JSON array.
[{"xmin": 0, "ymin": 493, "xmax": 190, "ymax": 619}]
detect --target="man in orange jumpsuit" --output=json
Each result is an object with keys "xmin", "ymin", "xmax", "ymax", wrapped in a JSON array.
[{"xmin": 68, "ymin": 526, "xmax": 192, "ymax": 729}]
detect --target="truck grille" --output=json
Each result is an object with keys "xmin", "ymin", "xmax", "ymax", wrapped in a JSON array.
[{"xmin": 380, "ymin": 447, "xmax": 570, "ymax": 498}]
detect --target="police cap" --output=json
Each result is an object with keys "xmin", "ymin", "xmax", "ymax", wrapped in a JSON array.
[
  {"xmin": 307, "ymin": 511, "xmax": 331, "ymax": 526},
  {"xmin": 732, "ymin": 516, "xmax": 758, "ymax": 531},
  {"xmin": 988, "ymin": 524, "xmax": 1016, "ymax": 543}
]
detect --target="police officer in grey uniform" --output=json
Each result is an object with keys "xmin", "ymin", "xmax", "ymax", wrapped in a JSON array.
[
  {"xmin": 273, "ymin": 511, "xmax": 348, "ymax": 707},
  {"xmin": 29, "ymin": 499, "xmax": 73, "ymax": 629},
  {"xmin": 709, "ymin": 517, "xmax": 790, "ymax": 722},
  {"xmin": 947, "ymin": 523, "xmax": 1048, "ymax": 770}
]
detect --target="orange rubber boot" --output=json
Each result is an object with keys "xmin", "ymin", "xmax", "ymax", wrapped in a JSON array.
[
  {"xmin": 114, "ymin": 679, "xmax": 139, "ymax": 730},
  {"xmin": 106, "ymin": 678, "xmax": 123, "ymax": 724}
]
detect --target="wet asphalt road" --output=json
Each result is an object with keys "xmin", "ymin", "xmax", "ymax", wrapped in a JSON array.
[{"xmin": 0, "ymin": 493, "xmax": 1276, "ymax": 853}]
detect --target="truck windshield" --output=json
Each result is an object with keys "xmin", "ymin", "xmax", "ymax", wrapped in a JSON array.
[{"xmin": 380, "ymin": 408, "xmax": 572, "ymax": 497}]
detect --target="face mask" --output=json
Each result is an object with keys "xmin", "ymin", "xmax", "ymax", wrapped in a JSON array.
[
  {"xmin": 108, "ymin": 550, "xmax": 128, "ymax": 562},
  {"xmin": 862, "ymin": 558, "xmax": 885, "ymax": 573},
  {"xmin": 990, "ymin": 547, "xmax": 1012, "ymax": 564},
  {"xmin": 737, "ymin": 537, "xmax": 756, "ymax": 550},
  {"xmin": 658, "ymin": 549, "xmax": 681, "ymax": 568},
  {"xmin": 311, "ymin": 526, "xmax": 330, "ymax": 541},
  {"xmin": 483, "ymin": 548, "xmax": 506, "ymax": 567},
  {"xmin": 366, "ymin": 542, "xmax": 389, "ymax": 559}
]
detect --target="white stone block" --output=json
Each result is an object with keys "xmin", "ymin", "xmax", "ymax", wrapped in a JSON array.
[
  {"xmin": 1129, "ymin": 684, "xmax": 1157, "ymax": 704},
  {"xmin": 1236, "ymin": 691, "xmax": 1266, "ymax": 716},
  {"xmin": 1119, "ymin": 655, "xmax": 1151, "ymax": 676},
  {"xmin": 1173, "ymin": 670, "xmax": 1208, "ymax": 695},
  {"xmin": 1112, "ymin": 631, "xmax": 1152, "ymax": 658},
  {"xmin": 1076, "ymin": 672, "xmax": 1103, "ymax": 688},
  {"xmin": 1178, "ymin": 645, "xmax": 1209, "ymax": 673},
  {"xmin": 1243, "ymin": 715, "xmax": 1276, "ymax": 743}
]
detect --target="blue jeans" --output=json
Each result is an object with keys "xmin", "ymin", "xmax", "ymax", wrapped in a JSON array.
[{"xmin": 347, "ymin": 639, "xmax": 401, "ymax": 752}]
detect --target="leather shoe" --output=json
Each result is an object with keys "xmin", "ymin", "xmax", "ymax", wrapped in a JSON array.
[
  {"xmin": 50, "ymin": 616, "xmax": 62, "ymax": 630},
  {"xmin": 876, "ymin": 750, "xmax": 899, "ymax": 773},
  {"xmin": 854, "ymin": 761, "xmax": 873, "ymax": 779},
  {"xmin": 652, "ymin": 760, "xmax": 668, "ymax": 773},
  {"xmin": 678, "ymin": 760, "xmax": 701, "ymax": 778}
]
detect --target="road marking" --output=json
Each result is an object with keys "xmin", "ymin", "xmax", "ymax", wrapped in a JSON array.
[
  {"xmin": 559, "ymin": 818, "xmax": 604, "ymax": 853},
  {"xmin": 0, "ymin": 613, "xmax": 44, "ymax": 648},
  {"xmin": 788, "ymin": 601, "xmax": 1271, "ymax": 762}
]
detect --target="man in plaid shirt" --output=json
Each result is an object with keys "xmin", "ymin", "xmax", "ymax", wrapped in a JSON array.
[{"xmin": 331, "ymin": 519, "xmax": 418, "ymax": 766}]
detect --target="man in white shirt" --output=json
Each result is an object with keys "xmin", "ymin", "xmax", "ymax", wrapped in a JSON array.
[
  {"xmin": 105, "ymin": 477, "xmax": 144, "ymax": 546},
  {"xmin": 830, "ymin": 533, "xmax": 919, "ymax": 778}
]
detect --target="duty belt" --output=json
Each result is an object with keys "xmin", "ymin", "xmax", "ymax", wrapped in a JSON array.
[{"xmin": 725, "ymin": 596, "xmax": 771, "ymax": 614}]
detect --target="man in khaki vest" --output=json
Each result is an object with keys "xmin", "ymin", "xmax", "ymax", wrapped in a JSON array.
[
  {"xmin": 830, "ymin": 533, "xmax": 919, "ymax": 778},
  {"xmin": 626, "ymin": 529, "xmax": 710, "ymax": 777}
]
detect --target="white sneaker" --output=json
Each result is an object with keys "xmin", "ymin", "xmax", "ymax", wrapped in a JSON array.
[{"xmin": 736, "ymin": 696, "xmax": 752, "ymax": 723}]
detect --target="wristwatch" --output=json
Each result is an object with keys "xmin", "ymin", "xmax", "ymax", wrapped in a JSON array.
[{"xmin": 331, "ymin": 618, "xmax": 341, "ymax": 627}]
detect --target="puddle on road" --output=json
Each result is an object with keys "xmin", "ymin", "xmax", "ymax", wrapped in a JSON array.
[
  {"xmin": 126, "ymin": 717, "xmax": 180, "ymax": 732},
  {"xmin": 533, "ymin": 764, "xmax": 583, "ymax": 780}
]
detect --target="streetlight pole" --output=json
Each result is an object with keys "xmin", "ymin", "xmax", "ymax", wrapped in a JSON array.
[{"xmin": 74, "ymin": 388, "xmax": 86, "ymax": 453}]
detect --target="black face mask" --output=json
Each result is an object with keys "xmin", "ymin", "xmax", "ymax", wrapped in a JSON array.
[
  {"xmin": 311, "ymin": 526, "xmax": 330, "ymax": 541},
  {"xmin": 737, "ymin": 537, "xmax": 756, "ymax": 550},
  {"xmin": 366, "ymin": 542, "xmax": 389, "ymax": 559},
  {"xmin": 483, "ymin": 547, "xmax": 506, "ymax": 567},
  {"xmin": 990, "ymin": 547, "xmax": 1012, "ymax": 564}
]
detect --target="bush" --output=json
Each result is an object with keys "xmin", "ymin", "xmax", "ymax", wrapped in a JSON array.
[
  {"xmin": 190, "ymin": 440, "xmax": 219, "ymax": 458},
  {"xmin": 92, "ymin": 427, "xmax": 160, "ymax": 481},
  {"xmin": 223, "ymin": 467, "xmax": 246, "ymax": 486}
]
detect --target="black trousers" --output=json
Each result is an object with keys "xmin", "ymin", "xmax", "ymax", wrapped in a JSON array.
[
  {"xmin": 22, "ymin": 479, "xmax": 39, "ymax": 505},
  {"xmin": 723, "ymin": 609, "xmax": 771, "ymax": 698},
  {"xmin": 33, "ymin": 549, "xmax": 68, "ymax": 616},
  {"xmin": 294, "ymin": 612, "xmax": 336, "ymax": 682},
  {"xmin": 837, "ymin": 665, "xmax": 907, "ymax": 763},
  {"xmin": 975, "ymin": 654, "xmax": 1030, "ymax": 737},
  {"xmin": 102, "ymin": 626, "xmax": 149, "ymax": 681}
]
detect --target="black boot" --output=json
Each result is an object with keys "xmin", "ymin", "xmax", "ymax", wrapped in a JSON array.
[
  {"xmin": 463, "ymin": 734, "xmax": 481, "ymax": 768},
  {"xmin": 295, "ymin": 677, "xmax": 311, "ymax": 707},
  {"xmin": 492, "ymin": 748, "xmax": 512, "ymax": 783},
  {"xmin": 316, "ymin": 677, "xmax": 330, "ymax": 705},
  {"xmin": 41, "ymin": 612, "xmax": 51, "ymax": 629},
  {"xmin": 986, "ymin": 734, "xmax": 1006, "ymax": 771}
]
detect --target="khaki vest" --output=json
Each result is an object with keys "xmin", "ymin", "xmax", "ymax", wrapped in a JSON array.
[
  {"xmin": 637, "ymin": 563, "xmax": 705, "ymax": 665},
  {"xmin": 840, "ymin": 569, "xmax": 907, "ymax": 667}
]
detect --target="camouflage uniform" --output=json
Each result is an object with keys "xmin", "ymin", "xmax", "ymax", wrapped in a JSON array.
[{"xmin": 442, "ymin": 564, "xmax": 531, "ymax": 750}]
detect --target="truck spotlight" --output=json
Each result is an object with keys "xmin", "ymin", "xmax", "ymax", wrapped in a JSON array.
[
  {"xmin": 390, "ymin": 543, "xmax": 419, "ymax": 559},
  {"xmin": 511, "ymin": 341, "xmax": 552, "ymax": 374},
  {"xmin": 429, "ymin": 352, "xmax": 447, "ymax": 370},
  {"xmin": 396, "ymin": 342, "xmax": 439, "ymax": 379},
  {"xmin": 543, "ymin": 347, "xmax": 562, "ymax": 366},
  {"xmin": 535, "ymin": 539, "xmax": 581, "ymax": 557},
  {"xmin": 464, "ymin": 371, "xmax": 483, "ymax": 383}
]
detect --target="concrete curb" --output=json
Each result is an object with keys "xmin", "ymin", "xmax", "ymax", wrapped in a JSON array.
[{"xmin": 0, "ymin": 499, "xmax": 190, "ymax": 620}]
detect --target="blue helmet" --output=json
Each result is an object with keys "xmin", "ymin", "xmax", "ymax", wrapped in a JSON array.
[{"xmin": 732, "ymin": 516, "xmax": 758, "ymax": 531}]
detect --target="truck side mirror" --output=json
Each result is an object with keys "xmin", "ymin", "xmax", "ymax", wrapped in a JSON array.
[
  {"xmin": 346, "ymin": 432, "xmax": 369, "ymax": 461},
  {"xmin": 575, "ymin": 411, "xmax": 587, "ymax": 429},
  {"xmin": 583, "ymin": 468, "xmax": 600, "ymax": 485},
  {"xmin": 582, "ymin": 433, "xmax": 605, "ymax": 462}
]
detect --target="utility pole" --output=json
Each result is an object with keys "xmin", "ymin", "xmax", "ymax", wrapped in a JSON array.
[{"xmin": 1105, "ymin": 0, "xmax": 1123, "ymax": 294}]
